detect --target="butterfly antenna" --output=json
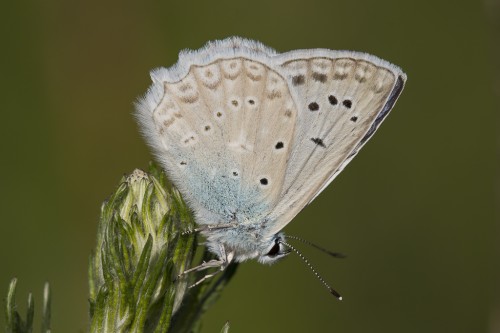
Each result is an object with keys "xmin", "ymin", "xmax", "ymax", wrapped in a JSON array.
[
  {"xmin": 286, "ymin": 235, "xmax": 346, "ymax": 258},
  {"xmin": 279, "ymin": 240, "xmax": 342, "ymax": 300}
]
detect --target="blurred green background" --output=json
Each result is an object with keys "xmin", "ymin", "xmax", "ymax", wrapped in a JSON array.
[{"xmin": 0, "ymin": 0, "xmax": 497, "ymax": 332}]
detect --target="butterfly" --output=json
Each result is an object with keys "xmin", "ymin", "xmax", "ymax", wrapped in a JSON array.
[{"xmin": 135, "ymin": 37, "xmax": 406, "ymax": 299}]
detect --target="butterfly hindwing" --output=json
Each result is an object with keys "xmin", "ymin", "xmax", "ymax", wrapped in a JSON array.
[{"xmin": 138, "ymin": 56, "xmax": 298, "ymax": 225}]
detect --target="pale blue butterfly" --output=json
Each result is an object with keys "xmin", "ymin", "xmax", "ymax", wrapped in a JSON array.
[{"xmin": 135, "ymin": 37, "xmax": 406, "ymax": 299}]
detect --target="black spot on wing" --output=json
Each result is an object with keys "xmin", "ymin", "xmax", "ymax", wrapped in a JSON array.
[
  {"xmin": 328, "ymin": 95, "xmax": 338, "ymax": 105},
  {"xmin": 308, "ymin": 102, "xmax": 319, "ymax": 111},
  {"xmin": 311, "ymin": 137, "xmax": 326, "ymax": 148},
  {"xmin": 342, "ymin": 100, "xmax": 352, "ymax": 108}
]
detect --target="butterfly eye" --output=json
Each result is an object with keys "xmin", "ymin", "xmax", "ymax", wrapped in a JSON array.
[{"xmin": 267, "ymin": 242, "xmax": 280, "ymax": 256}]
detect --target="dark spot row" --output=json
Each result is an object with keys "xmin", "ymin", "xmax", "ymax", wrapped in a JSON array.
[
  {"xmin": 214, "ymin": 99, "xmax": 258, "ymax": 119},
  {"xmin": 308, "ymin": 95, "xmax": 352, "ymax": 111},
  {"xmin": 231, "ymin": 99, "xmax": 256, "ymax": 107},
  {"xmin": 190, "ymin": 127, "xmax": 286, "ymax": 151},
  {"xmin": 293, "ymin": 71, "xmax": 356, "ymax": 85},
  {"xmin": 178, "ymin": 163, "xmax": 270, "ymax": 188}
]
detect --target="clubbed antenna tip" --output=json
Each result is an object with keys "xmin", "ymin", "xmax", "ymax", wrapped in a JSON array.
[
  {"xmin": 329, "ymin": 288, "xmax": 343, "ymax": 300},
  {"xmin": 279, "ymin": 240, "xmax": 343, "ymax": 301}
]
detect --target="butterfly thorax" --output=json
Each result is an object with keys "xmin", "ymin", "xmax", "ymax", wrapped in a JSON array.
[{"xmin": 201, "ymin": 222, "xmax": 288, "ymax": 264}]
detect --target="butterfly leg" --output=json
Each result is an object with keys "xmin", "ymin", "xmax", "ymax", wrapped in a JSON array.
[
  {"xmin": 188, "ymin": 258, "xmax": 231, "ymax": 289},
  {"xmin": 182, "ymin": 223, "xmax": 239, "ymax": 236},
  {"xmin": 179, "ymin": 244, "xmax": 234, "ymax": 288},
  {"xmin": 188, "ymin": 269, "xmax": 224, "ymax": 288},
  {"xmin": 177, "ymin": 259, "xmax": 225, "ymax": 278}
]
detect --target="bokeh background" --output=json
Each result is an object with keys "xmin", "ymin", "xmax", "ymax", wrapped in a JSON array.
[{"xmin": 1, "ymin": 0, "xmax": 497, "ymax": 332}]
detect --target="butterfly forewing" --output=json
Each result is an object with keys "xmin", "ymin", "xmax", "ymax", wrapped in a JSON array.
[{"xmin": 265, "ymin": 55, "xmax": 404, "ymax": 234}]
